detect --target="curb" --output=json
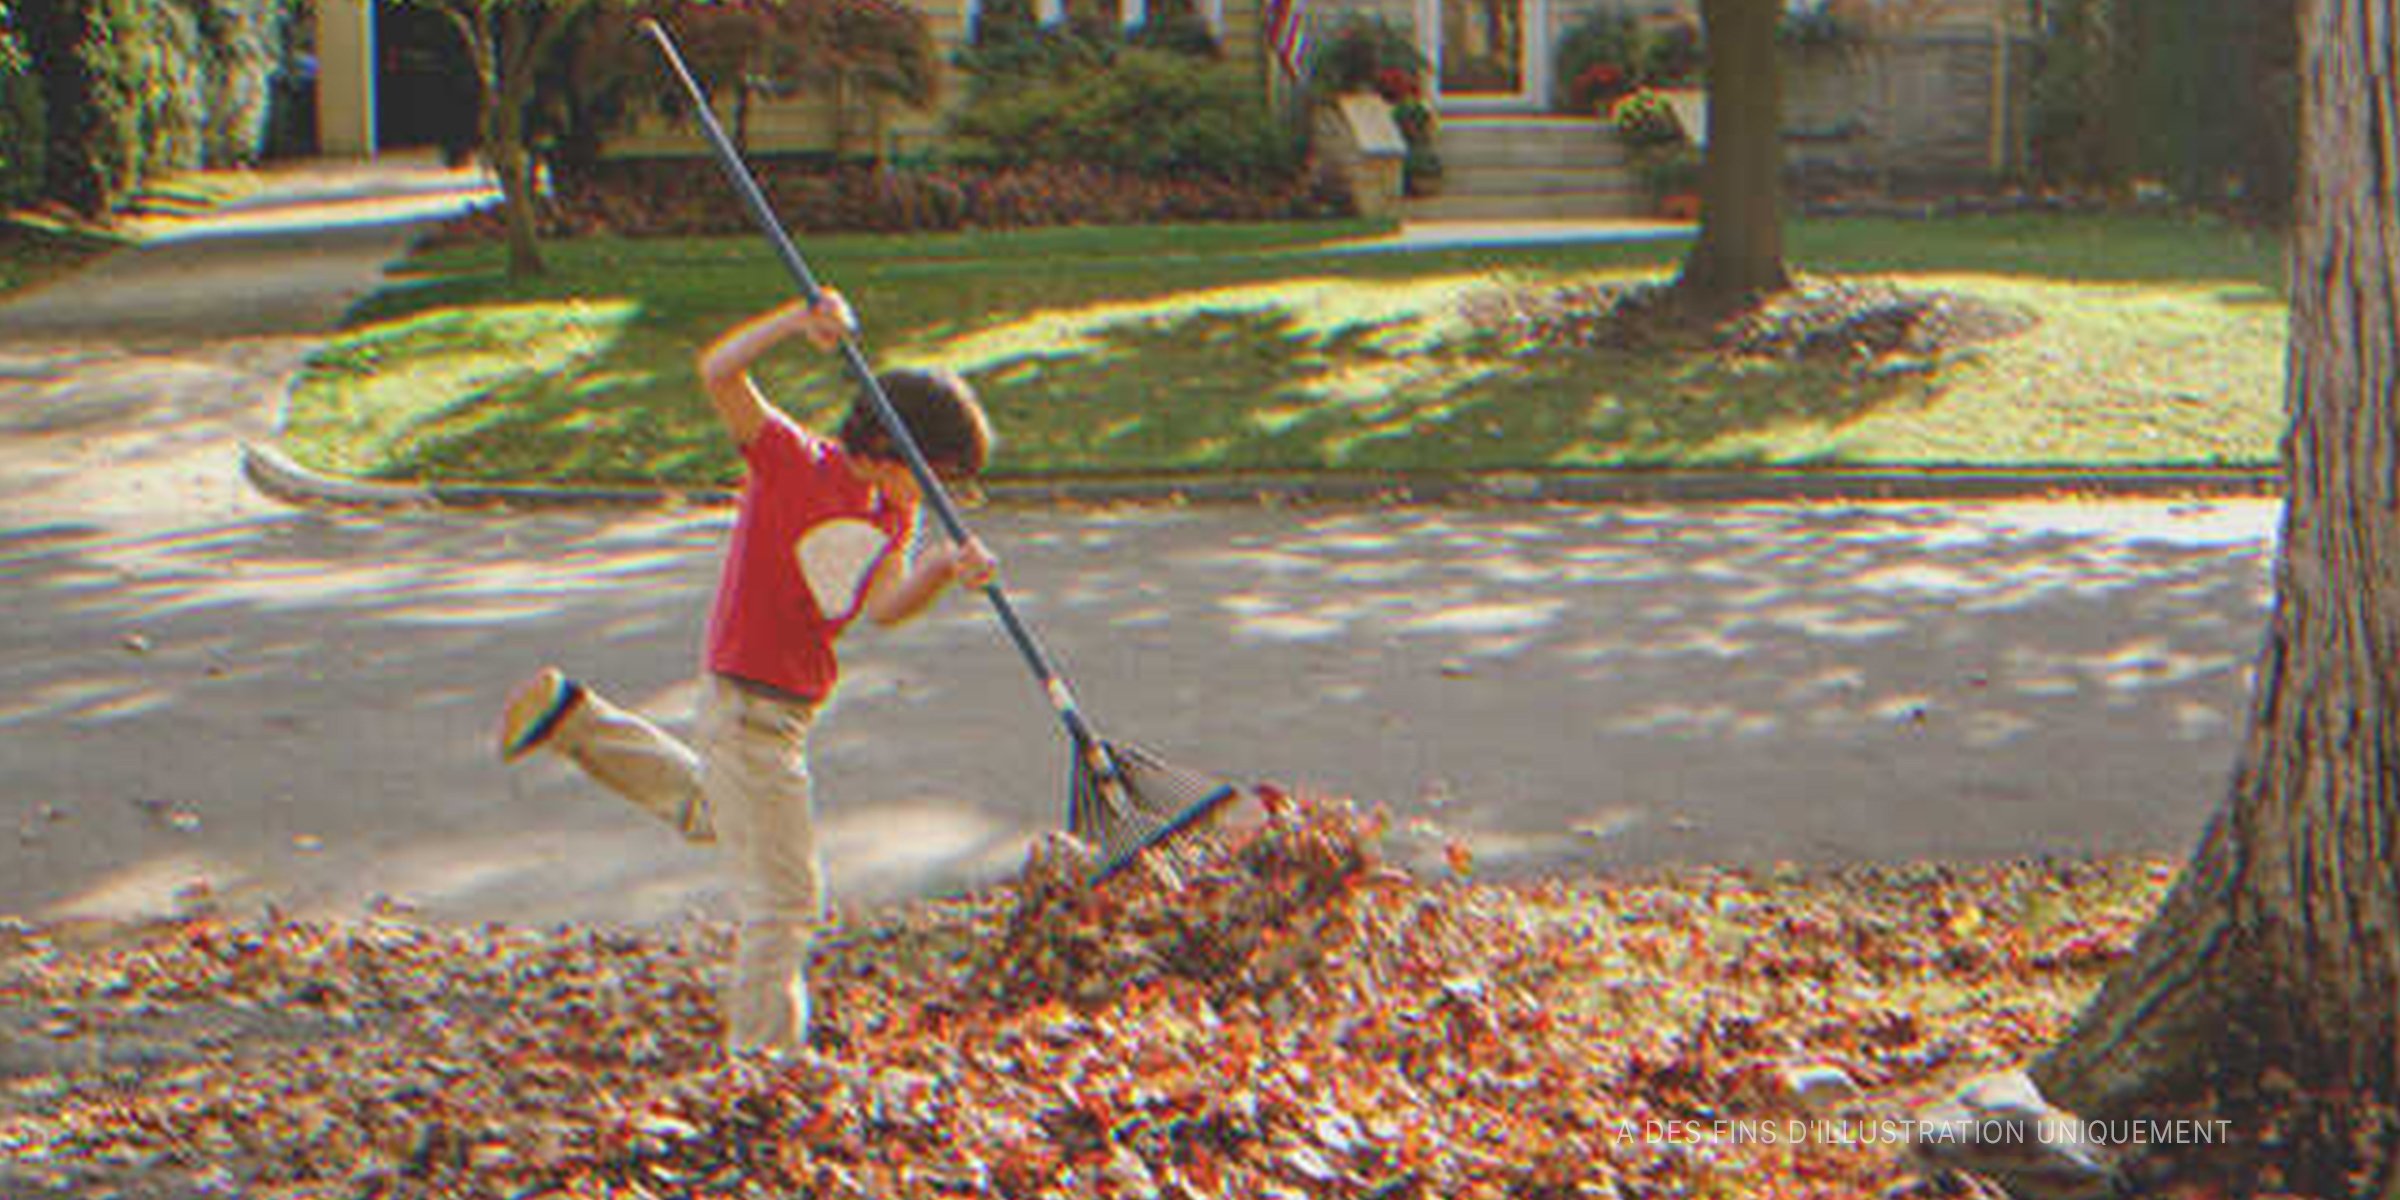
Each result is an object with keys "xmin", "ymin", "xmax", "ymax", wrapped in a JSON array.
[
  {"xmin": 245, "ymin": 442, "xmax": 2280, "ymax": 511},
  {"xmin": 242, "ymin": 442, "xmax": 736, "ymax": 509}
]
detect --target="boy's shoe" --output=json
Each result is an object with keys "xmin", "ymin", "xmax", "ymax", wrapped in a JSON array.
[{"xmin": 499, "ymin": 667, "xmax": 581, "ymax": 762}]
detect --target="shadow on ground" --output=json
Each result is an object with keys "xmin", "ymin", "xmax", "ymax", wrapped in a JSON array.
[{"xmin": 0, "ymin": 499, "xmax": 2272, "ymax": 930}]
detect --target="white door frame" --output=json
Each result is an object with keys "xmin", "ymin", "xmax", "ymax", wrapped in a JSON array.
[{"xmin": 1416, "ymin": 0, "xmax": 1550, "ymax": 113}]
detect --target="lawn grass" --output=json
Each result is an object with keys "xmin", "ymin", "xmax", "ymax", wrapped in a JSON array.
[
  {"xmin": 284, "ymin": 214, "xmax": 2289, "ymax": 487},
  {"xmin": 0, "ymin": 219, "xmax": 122, "ymax": 298},
  {"xmin": 0, "ymin": 169, "xmax": 268, "ymax": 299}
]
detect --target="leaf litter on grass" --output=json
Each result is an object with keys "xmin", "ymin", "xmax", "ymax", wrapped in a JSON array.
[
  {"xmin": 1467, "ymin": 276, "xmax": 2038, "ymax": 369},
  {"xmin": 1, "ymin": 793, "xmax": 2175, "ymax": 1199}
]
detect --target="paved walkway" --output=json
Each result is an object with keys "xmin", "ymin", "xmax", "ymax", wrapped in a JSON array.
[
  {"xmin": 0, "ymin": 156, "xmax": 494, "ymax": 529},
  {"xmin": 1321, "ymin": 218, "xmax": 1697, "ymax": 255},
  {"xmin": 0, "ymin": 163, "xmax": 2272, "ymax": 931}
]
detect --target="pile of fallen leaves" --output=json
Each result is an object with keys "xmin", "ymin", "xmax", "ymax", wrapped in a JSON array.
[
  {"xmin": 968, "ymin": 789, "xmax": 1386, "ymax": 1010},
  {"xmin": 1470, "ymin": 277, "xmax": 2036, "ymax": 370},
  {"xmin": 1, "ymin": 794, "xmax": 2175, "ymax": 1200}
]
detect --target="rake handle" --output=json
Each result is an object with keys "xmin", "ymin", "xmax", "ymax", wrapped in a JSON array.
[{"xmin": 640, "ymin": 19, "xmax": 1114, "ymax": 763}]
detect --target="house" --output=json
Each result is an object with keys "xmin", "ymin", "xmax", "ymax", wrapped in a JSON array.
[{"xmin": 312, "ymin": 0, "xmax": 2033, "ymax": 208}]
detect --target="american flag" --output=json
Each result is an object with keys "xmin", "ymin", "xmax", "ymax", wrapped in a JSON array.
[{"xmin": 1264, "ymin": 0, "xmax": 1309, "ymax": 79}]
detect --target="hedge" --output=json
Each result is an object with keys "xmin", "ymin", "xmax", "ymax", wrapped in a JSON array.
[
  {"xmin": 430, "ymin": 158, "xmax": 1347, "ymax": 244},
  {"xmin": 19, "ymin": 0, "xmax": 293, "ymax": 214},
  {"xmin": 0, "ymin": 0, "xmax": 42, "ymax": 207},
  {"xmin": 950, "ymin": 49, "xmax": 1301, "ymax": 185}
]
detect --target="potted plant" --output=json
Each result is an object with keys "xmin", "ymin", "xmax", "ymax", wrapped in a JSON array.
[
  {"xmin": 1612, "ymin": 89, "xmax": 1699, "ymax": 219},
  {"xmin": 1391, "ymin": 97, "xmax": 1442, "ymax": 196},
  {"xmin": 1551, "ymin": 9, "xmax": 1640, "ymax": 113},
  {"xmin": 1310, "ymin": 17, "xmax": 1440, "ymax": 197},
  {"xmin": 1643, "ymin": 143, "xmax": 1702, "ymax": 220}
]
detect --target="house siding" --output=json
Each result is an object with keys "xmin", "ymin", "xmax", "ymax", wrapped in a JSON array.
[
  {"xmin": 1784, "ymin": 21, "xmax": 2036, "ymax": 183},
  {"xmin": 605, "ymin": 0, "xmax": 1280, "ymax": 159}
]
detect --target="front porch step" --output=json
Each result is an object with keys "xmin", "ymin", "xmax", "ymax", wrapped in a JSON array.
[
  {"xmin": 1432, "ymin": 116, "xmax": 1628, "ymax": 169},
  {"xmin": 1405, "ymin": 190, "xmax": 1653, "ymax": 221},
  {"xmin": 1410, "ymin": 114, "xmax": 1651, "ymax": 220},
  {"xmin": 1435, "ymin": 164, "xmax": 1642, "ymax": 197}
]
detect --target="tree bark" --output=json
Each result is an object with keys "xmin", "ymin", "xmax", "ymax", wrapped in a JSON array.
[
  {"xmin": 1672, "ymin": 0, "xmax": 1790, "ymax": 317},
  {"xmin": 432, "ymin": 0, "xmax": 598, "ymax": 279},
  {"xmin": 2031, "ymin": 0, "xmax": 2400, "ymax": 1193}
]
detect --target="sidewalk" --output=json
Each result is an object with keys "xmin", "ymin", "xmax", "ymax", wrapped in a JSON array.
[{"xmin": 1318, "ymin": 217, "xmax": 1698, "ymax": 255}]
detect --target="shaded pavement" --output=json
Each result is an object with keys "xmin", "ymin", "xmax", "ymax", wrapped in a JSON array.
[
  {"xmin": 2, "ymin": 497, "xmax": 2275, "ymax": 929},
  {"xmin": 0, "ymin": 162, "xmax": 2275, "ymax": 930}
]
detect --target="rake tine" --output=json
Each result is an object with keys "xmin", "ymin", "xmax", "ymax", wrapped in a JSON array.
[{"xmin": 1083, "ymin": 741, "xmax": 1244, "ymax": 886}]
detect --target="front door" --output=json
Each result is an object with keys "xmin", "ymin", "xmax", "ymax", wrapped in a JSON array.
[{"xmin": 1420, "ymin": 0, "xmax": 1546, "ymax": 110}]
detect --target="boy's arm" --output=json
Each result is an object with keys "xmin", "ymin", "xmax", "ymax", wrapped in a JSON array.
[
  {"xmin": 862, "ymin": 533, "xmax": 997, "ymax": 628},
  {"xmin": 697, "ymin": 292, "xmax": 854, "ymax": 446}
]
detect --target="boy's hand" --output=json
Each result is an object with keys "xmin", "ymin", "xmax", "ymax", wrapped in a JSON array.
[
  {"xmin": 778, "ymin": 290, "xmax": 855, "ymax": 350},
  {"xmin": 947, "ymin": 537, "xmax": 998, "ymax": 589}
]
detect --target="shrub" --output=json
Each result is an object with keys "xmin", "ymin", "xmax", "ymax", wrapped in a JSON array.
[
  {"xmin": 0, "ymin": 0, "xmax": 44, "ymax": 207},
  {"xmin": 147, "ymin": 1, "xmax": 210, "ymax": 175},
  {"xmin": 1639, "ymin": 141, "xmax": 1701, "ymax": 198},
  {"xmin": 1777, "ymin": 0, "xmax": 1857, "ymax": 51},
  {"xmin": 1308, "ymin": 14, "xmax": 1422, "ymax": 97},
  {"xmin": 565, "ymin": 0, "xmax": 941, "ymax": 172},
  {"xmin": 1390, "ymin": 97, "xmax": 1440, "ymax": 195},
  {"xmin": 951, "ymin": 48, "xmax": 1299, "ymax": 184},
  {"xmin": 1553, "ymin": 9, "xmax": 1641, "ymax": 111},
  {"xmin": 1125, "ymin": 0, "xmax": 1220, "ymax": 58},
  {"xmin": 428, "ymin": 157, "xmax": 1345, "ymax": 242},
  {"xmin": 16, "ymin": 0, "xmax": 290, "ymax": 213},
  {"xmin": 20, "ymin": 0, "xmax": 148, "ymax": 212},
  {"xmin": 1639, "ymin": 19, "xmax": 1704, "ymax": 86},
  {"xmin": 194, "ymin": 0, "xmax": 297, "ymax": 166},
  {"xmin": 956, "ymin": 0, "xmax": 1115, "ymax": 84}
]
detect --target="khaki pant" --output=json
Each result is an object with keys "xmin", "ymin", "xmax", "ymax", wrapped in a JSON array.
[{"xmin": 548, "ymin": 675, "xmax": 823, "ymax": 1058}]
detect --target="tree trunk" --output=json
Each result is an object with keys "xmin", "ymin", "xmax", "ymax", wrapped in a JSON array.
[
  {"xmin": 1671, "ymin": 0, "xmax": 1790, "ymax": 318},
  {"xmin": 494, "ymin": 132, "xmax": 546, "ymax": 279},
  {"xmin": 2031, "ymin": 0, "xmax": 2400, "ymax": 1193}
]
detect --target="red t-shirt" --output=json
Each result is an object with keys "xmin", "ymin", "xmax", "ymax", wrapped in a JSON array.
[{"xmin": 705, "ymin": 412, "xmax": 912, "ymax": 702}]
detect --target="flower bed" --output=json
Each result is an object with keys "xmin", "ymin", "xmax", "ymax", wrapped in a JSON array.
[{"xmin": 429, "ymin": 158, "xmax": 1348, "ymax": 246}]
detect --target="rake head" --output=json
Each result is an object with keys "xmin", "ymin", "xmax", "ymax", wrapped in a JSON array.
[{"xmin": 1068, "ymin": 738, "xmax": 1242, "ymax": 887}]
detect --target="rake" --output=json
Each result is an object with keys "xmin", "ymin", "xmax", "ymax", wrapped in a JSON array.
[{"xmin": 640, "ymin": 20, "xmax": 1241, "ymax": 886}]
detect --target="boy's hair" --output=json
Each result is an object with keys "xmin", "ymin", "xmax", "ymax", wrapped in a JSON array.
[{"xmin": 838, "ymin": 368, "xmax": 992, "ymax": 480}]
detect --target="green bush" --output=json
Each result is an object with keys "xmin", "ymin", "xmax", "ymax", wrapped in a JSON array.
[
  {"xmin": 17, "ymin": 0, "xmax": 289, "ymax": 213},
  {"xmin": 193, "ymin": 0, "xmax": 292, "ymax": 166},
  {"xmin": 0, "ymin": 0, "xmax": 44, "ymax": 206},
  {"xmin": 21, "ymin": 0, "xmax": 149, "ymax": 212},
  {"xmin": 1126, "ymin": 0, "xmax": 1220, "ymax": 58},
  {"xmin": 148, "ymin": 1, "xmax": 210, "ymax": 175},
  {"xmin": 956, "ymin": 0, "xmax": 1116, "ymax": 84},
  {"xmin": 563, "ymin": 0, "xmax": 941, "ymax": 174},
  {"xmin": 2028, "ymin": 0, "xmax": 2294, "ymax": 218},
  {"xmin": 951, "ymin": 48, "xmax": 1299, "ymax": 183},
  {"xmin": 439, "ymin": 158, "xmax": 1343, "ymax": 239},
  {"xmin": 1307, "ymin": 14, "xmax": 1422, "ymax": 96},
  {"xmin": 1777, "ymin": 0, "xmax": 1857, "ymax": 51},
  {"xmin": 1638, "ymin": 141, "xmax": 1701, "ymax": 198},
  {"xmin": 1551, "ymin": 11, "xmax": 1640, "ymax": 111},
  {"xmin": 1639, "ymin": 19, "xmax": 1703, "ymax": 86}
]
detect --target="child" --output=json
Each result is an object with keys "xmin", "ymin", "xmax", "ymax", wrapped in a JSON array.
[{"xmin": 497, "ymin": 291, "xmax": 995, "ymax": 1060}]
